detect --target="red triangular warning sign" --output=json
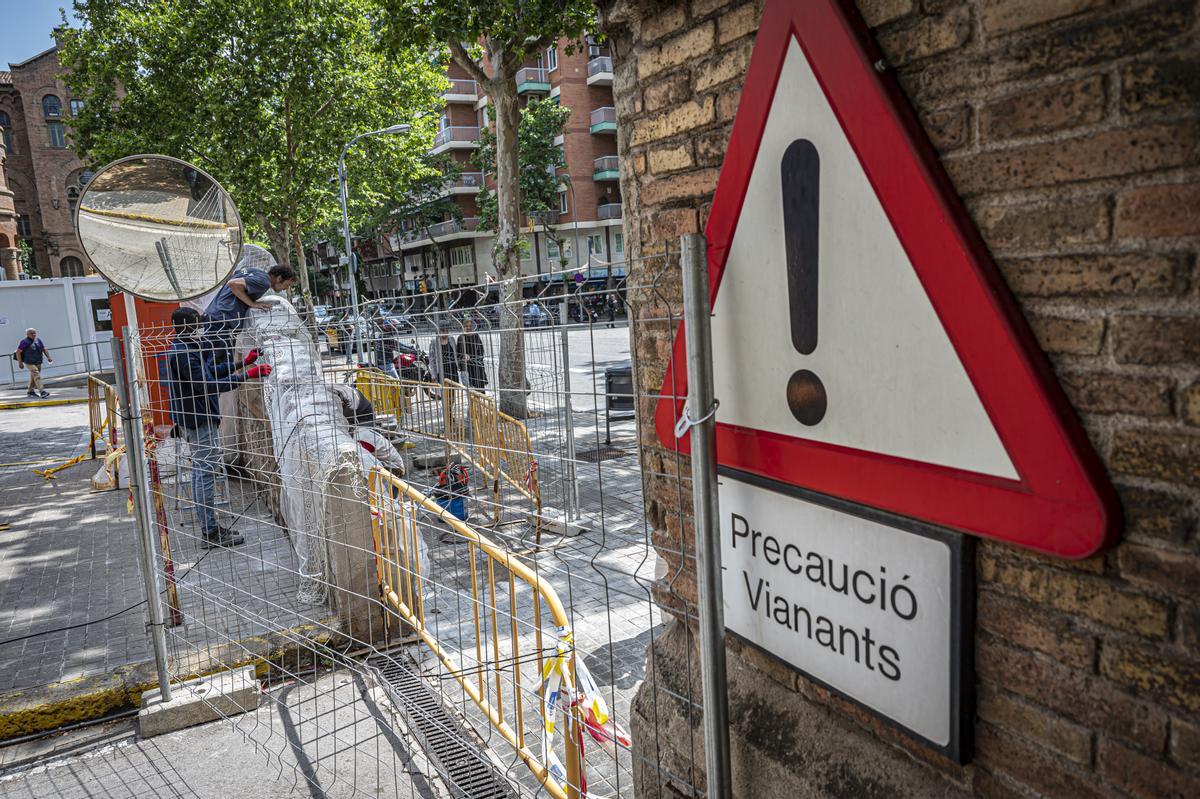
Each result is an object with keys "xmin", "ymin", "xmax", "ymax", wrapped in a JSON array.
[{"xmin": 654, "ymin": 0, "xmax": 1119, "ymax": 558}]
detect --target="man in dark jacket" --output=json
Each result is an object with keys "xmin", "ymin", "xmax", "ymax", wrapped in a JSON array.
[
  {"xmin": 456, "ymin": 317, "xmax": 487, "ymax": 389},
  {"xmin": 167, "ymin": 307, "xmax": 271, "ymax": 548},
  {"xmin": 15, "ymin": 328, "xmax": 52, "ymax": 398}
]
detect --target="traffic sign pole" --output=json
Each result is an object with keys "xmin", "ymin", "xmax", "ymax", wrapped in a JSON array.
[{"xmin": 681, "ymin": 233, "xmax": 732, "ymax": 799}]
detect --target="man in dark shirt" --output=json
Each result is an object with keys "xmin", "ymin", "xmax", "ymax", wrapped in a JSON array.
[
  {"xmin": 167, "ymin": 307, "xmax": 272, "ymax": 548},
  {"xmin": 456, "ymin": 317, "xmax": 487, "ymax": 389},
  {"xmin": 204, "ymin": 261, "xmax": 297, "ymax": 354},
  {"xmin": 15, "ymin": 328, "xmax": 52, "ymax": 398}
]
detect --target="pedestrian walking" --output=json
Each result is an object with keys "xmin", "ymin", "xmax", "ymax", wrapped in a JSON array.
[
  {"xmin": 606, "ymin": 294, "xmax": 618, "ymax": 328},
  {"xmin": 14, "ymin": 328, "xmax": 52, "ymax": 398},
  {"xmin": 428, "ymin": 321, "xmax": 461, "ymax": 384},
  {"xmin": 456, "ymin": 317, "xmax": 487, "ymax": 390},
  {"xmin": 166, "ymin": 307, "xmax": 272, "ymax": 548}
]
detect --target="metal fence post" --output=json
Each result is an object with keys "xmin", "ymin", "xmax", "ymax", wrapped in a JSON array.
[
  {"xmin": 681, "ymin": 233, "xmax": 732, "ymax": 798},
  {"xmin": 110, "ymin": 332, "xmax": 172, "ymax": 702},
  {"xmin": 557, "ymin": 302, "xmax": 579, "ymax": 520}
]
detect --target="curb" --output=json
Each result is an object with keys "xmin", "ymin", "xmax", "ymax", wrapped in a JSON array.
[
  {"xmin": 0, "ymin": 397, "xmax": 90, "ymax": 410},
  {"xmin": 0, "ymin": 623, "xmax": 336, "ymax": 742}
]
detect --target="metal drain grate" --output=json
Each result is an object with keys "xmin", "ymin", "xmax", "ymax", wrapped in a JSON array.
[
  {"xmin": 366, "ymin": 651, "xmax": 517, "ymax": 799},
  {"xmin": 575, "ymin": 445, "xmax": 630, "ymax": 463}
]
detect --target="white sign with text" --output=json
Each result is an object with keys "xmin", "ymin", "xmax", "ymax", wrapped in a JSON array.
[{"xmin": 720, "ymin": 473, "xmax": 959, "ymax": 746}]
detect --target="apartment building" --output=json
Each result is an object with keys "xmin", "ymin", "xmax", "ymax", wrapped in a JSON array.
[
  {"xmin": 0, "ymin": 42, "xmax": 95, "ymax": 279},
  {"xmin": 360, "ymin": 38, "xmax": 624, "ymax": 298}
]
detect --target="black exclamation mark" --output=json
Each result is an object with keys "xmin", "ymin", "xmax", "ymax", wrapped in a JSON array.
[{"xmin": 782, "ymin": 139, "xmax": 827, "ymax": 426}]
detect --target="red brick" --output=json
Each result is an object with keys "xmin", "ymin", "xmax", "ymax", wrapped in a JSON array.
[
  {"xmin": 717, "ymin": 2, "xmax": 758, "ymax": 46},
  {"xmin": 981, "ymin": 552, "xmax": 1171, "ymax": 637},
  {"xmin": 921, "ymin": 105, "xmax": 970, "ymax": 152},
  {"xmin": 1171, "ymin": 717, "xmax": 1200, "ymax": 770},
  {"xmin": 855, "ymin": 0, "xmax": 917, "ymax": 28},
  {"xmin": 1115, "ymin": 484, "xmax": 1196, "ymax": 546},
  {"xmin": 647, "ymin": 208, "xmax": 700, "ymax": 239},
  {"xmin": 975, "ymin": 723, "xmax": 1108, "ymax": 799},
  {"xmin": 978, "ymin": 688, "xmax": 1094, "ymax": 764},
  {"xmin": 1182, "ymin": 383, "xmax": 1200, "ymax": 428},
  {"xmin": 1111, "ymin": 428, "xmax": 1200, "ymax": 488},
  {"xmin": 977, "ymin": 197, "xmax": 1110, "ymax": 252},
  {"xmin": 1099, "ymin": 737, "xmax": 1200, "ymax": 798},
  {"xmin": 1060, "ymin": 372, "xmax": 1174, "ymax": 417},
  {"xmin": 1028, "ymin": 315, "xmax": 1105, "ymax": 356},
  {"xmin": 977, "ymin": 590, "xmax": 1096, "ymax": 669},
  {"xmin": 923, "ymin": 1, "xmax": 1192, "ymax": 100},
  {"xmin": 642, "ymin": 72, "xmax": 691, "ymax": 113},
  {"xmin": 999, "ymin": 253, "xmax": 1186, "ymax": 298},
  {"xmin": 980, "ymin": 75, "xmax": 1106, "ymax": 142},
  {"xmin": 1113, "ymin": 316, "xmax": 1200, "ymax": 366},
  {"xmin": 980, "ymin": 0, "xmax": 1107, "ymax": 37},
  {"xmin": 1118, "ymin": 544, "xmax": 1200, "ymax": 595},
  {"xmin": 1100, "ymin": 640, "xmax": 1200, "ymax": 714},
  {"xmin": 1122, "ymin": 56, "xmax": 1200, "ymax": 113},
  {"xmin": 945, "ymin": 121, "xmax": 1200, "ymax": 196},
  {"xmin": 977, "ymin": 637, "xmax": 1169, "ymax": 750},
  {"xmin": 639, "ymin": 168, "xmax": 720, "ymax": 206},
  {"xmin": 1115, "ymin": 183, "xmax": 1200, "ymax": 239},
  {"xmin": 878, "ymin": 6, "xmax": 971, "ymax": 66}
]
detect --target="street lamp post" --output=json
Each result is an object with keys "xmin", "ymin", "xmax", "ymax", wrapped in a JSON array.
[{"xmin": 339, "ymin": 123, "xmax": 411, "ymax": 365}]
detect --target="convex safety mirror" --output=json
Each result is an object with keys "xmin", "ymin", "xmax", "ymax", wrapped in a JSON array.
[{"xmin": 75, "ymin": 155, "xmax": 243, "ymax": 301}]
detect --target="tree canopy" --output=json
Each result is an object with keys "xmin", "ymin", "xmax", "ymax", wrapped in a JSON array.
[
  {"xmin": 378, "ymin": 0, "xmax": 596, "ymax": 416},
  {"xmin": 60, "ymin": 0, "xmax": 446, "ymax": 297}
]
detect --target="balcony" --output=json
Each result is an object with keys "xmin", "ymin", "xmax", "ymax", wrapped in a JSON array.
[
  {"xmin": 427, "ymin": 217, "xmax": 480, "ymax": 238},
  {"xmin": 431, "ymin": 126, "xmax": 480, "ymax": 154},
  {"xmin": 586, "ymin": 56, "xmax": 613, "ymax": 86},
  {"xmin": 597, "ymin": 203, "xmax": 623, "ymax": 220},
  {"xmin": 589, "ymin": 107, "xmax": 617, "ymax": 134},
  {"xmin": 443, "ymin": 78, "xmax": 478, "ymax": 102},
  {"xmin": 516, "ymin": 67, "xmax": 550, "ymax": 94},
  {"xmin": 593, "ymin": 155, "xmax": 620, "ymax": 181},
  {"xmin": 444, "ymin": 171, "xmax": 485, "ymax": 195}
]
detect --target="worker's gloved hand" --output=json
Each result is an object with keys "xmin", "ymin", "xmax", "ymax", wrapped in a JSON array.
[
  {"xmin": 245, "ymin": 364, "xmax": 272, "ymax": 380},
  {"xmin": 243, "ymin": 348, "xmax": 261, "ymax": 366}
]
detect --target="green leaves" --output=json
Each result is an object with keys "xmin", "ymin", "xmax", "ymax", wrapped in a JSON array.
[{"xmin": 60, "ymin": 0, "xmax": 445, "ymax": 264}]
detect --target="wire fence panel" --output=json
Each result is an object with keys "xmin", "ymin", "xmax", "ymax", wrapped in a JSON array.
[{"xmin": 83, "ymin": 249, "xmax": 704, "ymax": 798}]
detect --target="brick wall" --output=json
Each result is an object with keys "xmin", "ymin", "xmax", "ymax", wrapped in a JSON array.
[
  {"xmin": 600, "ymin": 0, "xmax": 1200, "ymax": 796},
  {"xmin": 4, "ymin": 45, "xmax": 91, "ymax": 278}
]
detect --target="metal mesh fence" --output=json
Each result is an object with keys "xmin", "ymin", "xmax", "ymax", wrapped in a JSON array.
[{"xmin": 24, "ymin": 248, "xmax": 704, "ymax": 798}]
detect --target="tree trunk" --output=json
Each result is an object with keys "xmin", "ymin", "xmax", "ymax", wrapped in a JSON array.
[
  {"xmin": 291, "ymin": 226, "xmax": 318, "ymax": 338},
  {"xmin": 492, "ymin": 85, "xmax": 528, "ymax": 418}
]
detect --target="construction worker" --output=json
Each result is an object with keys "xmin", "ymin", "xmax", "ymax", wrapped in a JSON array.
[{"xmin": 166, "ymin": 307, "xmax": 272, "ymax": 548}]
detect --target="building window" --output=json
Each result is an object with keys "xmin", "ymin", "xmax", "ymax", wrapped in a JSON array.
[
  {"xmin": 613, "ymin": 232, "xmax": 624, "ymax": 256},
  {"xmin": 47, "ymin": 121, "xmax": 66, "ymax": 149},
  {"xmin": 546, "ymin": 46, "xmax": 558, "ymax": 72},
  {"xmin": 449, "ymin": 245, "xmax": 473, "ymax": 268},
  {"xmin": 0, "ymin": 111, "xmax": 13, "ymax": 154},
  {"xmin": 558, "ymin": 191, "xmax": 568, "ymax": 215},
  {"xmin": 587, "ymin": 233, "xmax": 604, "ymax": 258},
  {"xmin": 42, "ymin": 94, "xmax": 62, "ymax": 118},
  {"xmin": 69, "ymin": 99, "xmax": 84, "ymax": 116},
  {"xmin": 80, "ymin": 170, "xmax": 94, "ymax": 185},
  {"xmin": 17, "ymin": 215, "xmax": 30, "ymax": 237},
  {"xmin": 59, "ymin": 256, "xmax": 84, "ymax": 277},
  {"xmin": 546, "ymin": 239, "xmax": 560, "ymax": 260}
]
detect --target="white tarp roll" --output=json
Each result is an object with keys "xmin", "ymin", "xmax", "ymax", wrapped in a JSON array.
[{"xmin": 242, "ymin": 296, "xmax": 398, "ymax": 605}]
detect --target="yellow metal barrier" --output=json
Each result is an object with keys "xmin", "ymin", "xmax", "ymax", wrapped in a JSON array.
[
  {"xmin": 368, "ymin": 468, "xmax": 582, "ymax": 799},
  {"xmin": 86, "ymin": 374, "xmax": 122, "ymax": 490},
  {"xmin": 467, "ymin": 388, "xmax": 543, "ymax": 539},
  {"xmin": 354, "ymin": 367, "xmax": 411, "ymax": 421}
]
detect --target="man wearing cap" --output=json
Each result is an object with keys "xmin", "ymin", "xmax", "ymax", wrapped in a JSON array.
[
  {"xmin": 15, "ymin": 328, "xmax": 52, "ymax": 398},
  {"xmin": 167, "ymin": 306, "xmax": 272, "ymax": 548}
]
